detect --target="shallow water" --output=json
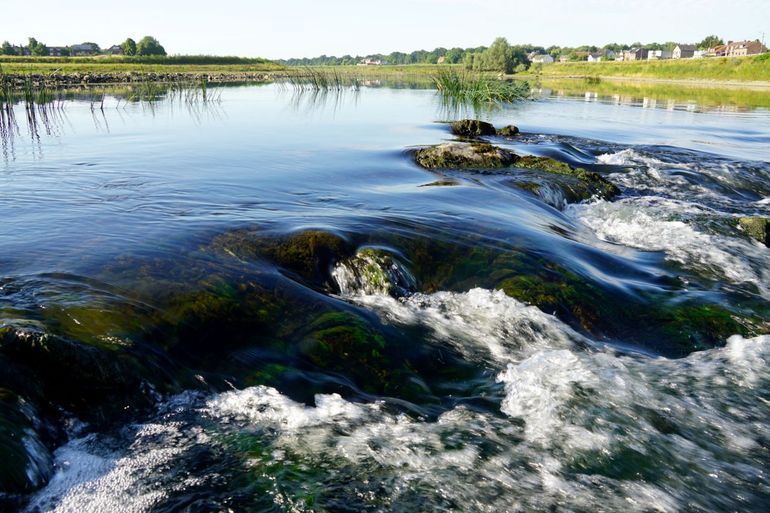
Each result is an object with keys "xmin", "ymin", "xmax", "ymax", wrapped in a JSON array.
[{"xmin": 1, "ymin": 83, "xmax": 769, "ymax": 512}]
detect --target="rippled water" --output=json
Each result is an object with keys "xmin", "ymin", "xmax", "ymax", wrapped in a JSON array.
[{"xmin": 1, "ymin": 83, "xmax": 769, "ymax": 512}]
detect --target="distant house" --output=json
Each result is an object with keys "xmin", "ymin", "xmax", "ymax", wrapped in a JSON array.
[
  {"xmin": 47, "ymin": 46, "xmax": 67, "ymax": 57},
  {"xmin": 672, "ymin": 44, "xmax": 696, "ymax": 59},
  {"xmin": 558, "ymin": 55, "xmax": 569, "ymax": 63},
  {"xmin": 357, "ymin": 58, "xmax": 382, "ymax": 66},
  {"xmin": 573, "ymin": 51, "xmax": 590, "ymax": 60},
  {"xmin": 705, "ymin": 44, "xmax": 727, "ymax": 57},
  {"xmin": 605, "ymin": 50, "xmax": 617, "ymax": 60},
  {"xmin": 71, "ymin": 43, "xmax": 99, "ymax": 56},
  {"xmin": 623, "ymin": 48, "xmax": 649, "ymax": 61},
  {"xmin": 587, "ymin": 53, "xmax": 603, "ymax": 62},
  {"xmin": 105, "ymin": 45, "xmax": 123, "ymax": 55},
  {"xmin": 724, "ymin": 40, "xmax": 768, "ymax": 57},
  {"xmin": 647, "ymin": 50, "xmax": 673, "ymax": 60},
  {"xmin": 530, "ymin": 54, "xmax": 554, "ymax": 64}
]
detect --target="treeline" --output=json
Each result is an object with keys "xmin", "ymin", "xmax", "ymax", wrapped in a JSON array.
[
  {"xmin": 0, "ymin": 36, "xmax": 168, "ymax": 56},
  {"xmin": 282, "ymin": 34, "xmax": 727, "ymax": 68},
  {"xmin": 0, "ymin": 55, "xmax": 273, "ymax": 65},
  {"xmin": 281, "ymin": 38, "xmax": 537, "ymax": 72}
]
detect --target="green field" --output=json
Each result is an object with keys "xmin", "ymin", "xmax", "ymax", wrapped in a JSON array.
[{"xmin": 524, "ymin": 54, "xmax": 770, "ymax": 82}]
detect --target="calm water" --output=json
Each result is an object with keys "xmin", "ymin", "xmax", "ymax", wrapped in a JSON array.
[{"xmin": 1, "ymin": 83, "xmax": 770, "ymax": 512}]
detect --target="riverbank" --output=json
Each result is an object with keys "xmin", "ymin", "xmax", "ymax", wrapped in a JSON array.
[{"xmin": 522, "ymin": 54, "xmax": 770, "ymax": 82}]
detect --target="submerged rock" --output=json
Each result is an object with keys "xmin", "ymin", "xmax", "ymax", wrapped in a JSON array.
[
  {"xmin": 210, "ymin": 229, "xmax": 354, "ymax": 288},
  {"xmin": 738, "ymin": 217, "xmax": 769, "ymax": 246},
  {"xmin": 450, "ymin": 119, "xmax": 496, "ymax": 137},
  {"xmin": 496, "ymin": 125, "xmax": 520, "ymax": 137},
  {"xmin": 414, "ymin": 142, "xmax": 516, "ymax": 169}
]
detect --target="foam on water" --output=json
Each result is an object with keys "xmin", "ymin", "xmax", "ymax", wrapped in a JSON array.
[
  {"xmin": 28, "ymin": 287, "xmax": 770, "ymax": 511},
  {"xmin": 566, "ymin": 197, "xmax": 770, "ymax": 295}
]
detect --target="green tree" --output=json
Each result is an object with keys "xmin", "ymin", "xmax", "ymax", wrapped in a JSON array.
[
  {"xmin": 1, "ymin": 41, "xmax": 16, "ymax": 55},
  {"xmin": 121, "ymin": 38, "xmax": 137, "ymax": 56},
  {"xmin": 28, "ymin": 37, "xmax": 47, "ymax": 56},
  {"xmin": 136, "ymin": 36, "xmax": 166, "ymax": 56},
  {"xmin": 698, "ymin": 35, "xmax": 724, "ymax": 50}
]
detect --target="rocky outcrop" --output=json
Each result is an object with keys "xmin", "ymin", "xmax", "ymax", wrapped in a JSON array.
[{"xmin": 496, "ymin": 125, "xmax": 520, "ymax": 137}]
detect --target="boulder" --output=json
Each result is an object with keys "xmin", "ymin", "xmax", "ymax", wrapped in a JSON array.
[
  {"xmin": 414, "ymin": 142, "xmax": 516, "ymax": 169},
  {"xmin": 450, "ymin": 119, "xmax": 496, "ymax": 137},
  {"xmin": 496, "ymin": 125, "xmax": 520, "ymax": 137}
]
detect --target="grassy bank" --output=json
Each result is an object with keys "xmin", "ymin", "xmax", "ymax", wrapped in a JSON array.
[
  {"xmin": 535, "ymin": 78, "xmax": 770, "ymax": 110},
  {"xmin": 524, "ymin": 54, "xmax": 770, "ymax": 82}
]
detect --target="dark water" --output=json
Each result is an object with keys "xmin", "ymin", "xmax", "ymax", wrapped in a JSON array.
[{"xmin": 1, "ymin": 83, "xmax": 769, "ymax": 512}]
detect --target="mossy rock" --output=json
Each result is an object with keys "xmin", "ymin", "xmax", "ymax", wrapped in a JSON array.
[
  {"xmin": 738, "ymin": 217, "xmax": 769, "ymax": 246},
  {"xmin": 334, "ymin": 248, "xmax": 416, "ymax": 297},
  {"xmin": 413, "ymin": 143, "xmax": 619, "ymax": 201},
  {"xmin": 450, "ymin": 119, "xmax": 496, "ymax": 137},
  {"xmin": 496, "ymin": 125, "xmax": 520, "ymax": 137},
  {"xmin": 414, "ymin": 143, "xmax": 516, "ymax": 170},
  {"xmin": 0, "ymin": 323, "xmax": 160, "ymax": 425}
]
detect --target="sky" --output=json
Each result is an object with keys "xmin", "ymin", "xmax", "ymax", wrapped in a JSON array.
[{"xmin": 1, "ymin": 0, "xmax": 768, "ymax": 59}]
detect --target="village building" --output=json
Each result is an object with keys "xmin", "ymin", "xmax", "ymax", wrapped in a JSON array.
[
  {"xmin": 647, "ymin": 49, "xmax": 673, "ymax": 60},
  {"xmin": 70, "ymin": 43, "xmax": 99, "ymax": 56},
  {"xmin": 622, "ymin": 48, "xmax": 649, "ymax": 61},
  {"xmin": 105, "ymin": 45, "xmax": 124, "ymax": 55},
  {"xmin": 47, "ymin": 46, "xmax": 67, "ymax": 57},
  {"xmin": 672, "ymin": 44, "xmax": 696, "ymax": 59},
  {"xmin": 530, "ymin": 54, "xmax": 554, "ymax": 64},
  {"xmin": 724, "ymin": 40, "xmax": 768, "ymax": 57}
]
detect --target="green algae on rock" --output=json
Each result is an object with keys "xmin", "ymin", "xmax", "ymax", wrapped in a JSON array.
[
  {"xmin": 332, "ymin": 248, "xmax": 416, "ymax": 298},
  {"xmin": 414, "ymin": 142, "xmax": 619, "ymax": 202},
  {"xmin": 414, "ymin": 142, "xmax": 516, "ymax": 169},
  {"xmin": 209, "ymin": 229, "xmax": 354, "ymax": 288},
  {"xmin": 738, "ymin": 217, "xmax": 770, "ymax": 246}
]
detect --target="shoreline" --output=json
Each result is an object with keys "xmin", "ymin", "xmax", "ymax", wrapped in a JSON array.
[
  {"xmin": 515, "ymin": 73, "xmax": 770, "ymax": 90},
  {"xmin": 0, "ymin": 71, "xmax": 278, "ymax": 87}
]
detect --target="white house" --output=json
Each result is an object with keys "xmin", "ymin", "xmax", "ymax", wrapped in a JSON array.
[
  {"xmin": 647, "ymin": 50, "xmax": 673, "ymax": 60},
  {"xmin": 672, "ymin": 44, "xmax": 696, "ymax": 59},
  {"xmin": 530, "ymin": 54, "xmax": 554, "ymax": 64},
  {"xmin": 587, "ymin": 53, "xmax": 603, "ymax": 62}
]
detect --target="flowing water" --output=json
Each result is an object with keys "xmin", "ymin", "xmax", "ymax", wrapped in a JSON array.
[{"xmin": 1, "ymin": 82, "xmax": 769, "ymax": 512}]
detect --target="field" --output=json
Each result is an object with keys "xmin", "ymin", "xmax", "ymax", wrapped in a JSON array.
[
  {"xmin": 0, "ymin": 55, "xmax": 285, "ymax": 74},
  {"xmin": 523, "ymin": 54, "xmax": 770, "ymax": 82}
]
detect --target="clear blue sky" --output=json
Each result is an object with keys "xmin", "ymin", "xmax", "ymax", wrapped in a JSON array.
[{"xmin": 1, "ymin": 0, "xmax": 768, "ymax": 59}]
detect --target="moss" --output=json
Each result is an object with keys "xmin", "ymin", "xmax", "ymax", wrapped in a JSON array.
[
  {"xmin": 450, "ymin": 119, "xmax": 496, "ymax": 137},
  {"xmin": 738, "ymin": 217, "xmax": 770, "ymax": 246},
  {"xmin": 210, "ymin": 229, "xmax": 353, "ymax": 288},
  {"xmin": 515, "ymin": 156, "xmax": 620, "ymax": 200},
  {"xmin": 496, "ymin": 125, "xmax": 520, "ymax": 137}
]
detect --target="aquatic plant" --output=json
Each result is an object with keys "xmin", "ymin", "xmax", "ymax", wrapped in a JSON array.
[{"xmin": 432, "ymin": 69, "xmax": 530, "ymax": 107}]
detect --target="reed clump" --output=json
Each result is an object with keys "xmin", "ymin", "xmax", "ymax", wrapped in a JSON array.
[{"xmin": 432, "ymin": 70, "xmax": 530, "ymax": 105}]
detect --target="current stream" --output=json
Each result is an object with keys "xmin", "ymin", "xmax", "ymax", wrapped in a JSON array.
[{"xmin": 1, "ymin": 82, "xmax": 769, "ymax": 512}]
